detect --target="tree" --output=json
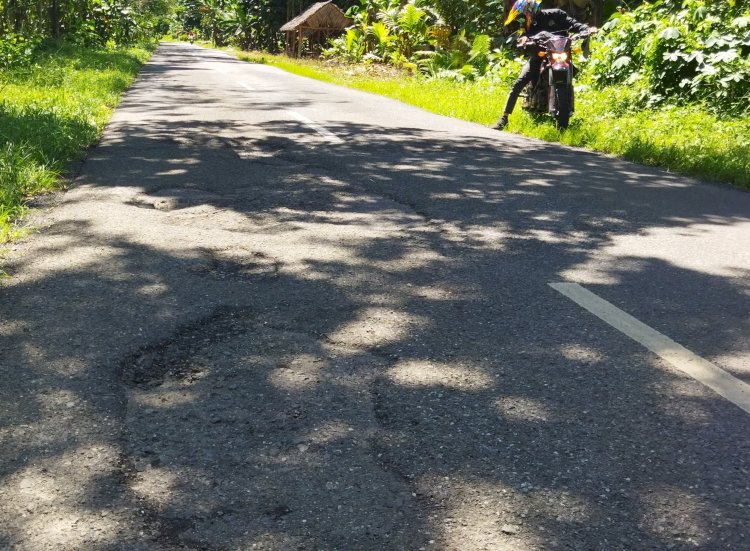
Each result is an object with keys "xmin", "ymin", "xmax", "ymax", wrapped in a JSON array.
[{"xmin": 0, "ymin": 0, "xmax": 173, "ymax": 44}]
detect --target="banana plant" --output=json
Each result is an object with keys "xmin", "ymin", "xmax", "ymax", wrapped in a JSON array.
[
  {"xmin": 220, "ymin": 0, "xmax": 254, "ymax": 49},
  {"xmin": 197, "ymin": 0, "xmax": 227, "ymax": 45}
]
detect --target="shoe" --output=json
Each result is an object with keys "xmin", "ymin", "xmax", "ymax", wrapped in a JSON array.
[{"xmin": 492, "ymin": 115, "xmax": 509, "ymax": 130}]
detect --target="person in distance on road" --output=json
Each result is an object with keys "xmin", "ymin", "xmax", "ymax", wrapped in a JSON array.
[{"xmin": 493, "ymin": 0, "xmax": 595, "ymax": 131}]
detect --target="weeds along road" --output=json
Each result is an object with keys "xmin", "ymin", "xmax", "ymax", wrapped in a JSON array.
[{"xmin": 2, "ymin": 42, "xmax": 750, "ymax": 551}]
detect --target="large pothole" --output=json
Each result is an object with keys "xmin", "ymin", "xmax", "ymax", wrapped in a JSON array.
[{"xmin": 120, "ymin": 312, "xmax": 426, "ymax": 549}]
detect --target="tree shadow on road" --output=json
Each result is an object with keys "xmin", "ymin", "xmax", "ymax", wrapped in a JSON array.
[{"xmin": 1, "ymin": 101, "xmax": 749, "ymax": 550}]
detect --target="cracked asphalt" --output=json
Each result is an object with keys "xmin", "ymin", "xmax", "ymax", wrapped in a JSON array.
[{"xmin": 1, "ymin": 42, "xmax": 750, "ymax": 550}]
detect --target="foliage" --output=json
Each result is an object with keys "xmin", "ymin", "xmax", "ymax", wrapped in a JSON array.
[
  {"xmin": 588, "ymin": 0, "xmax": 750, "ymax": 114},
  {"xmin": 430, "ymin": 0, "xmax": 504, "ymax": 35},
  {"xmin": 221, "ymin": 0, "xmax": 266, "ymax": 50},
  {"xmin": 325, "ymin": 0, "xmax": 516, "ymax": 77},
  {"xmin": 0, "ymin": 33, "xmax": 41, "ymax": 68},
  {"xmin": 326, "ymin": 0, "xmax": 437, "ymax": 63},
  {"xmin": 0, "ymin": 0, "xmax": 171, "ymax": 46}
]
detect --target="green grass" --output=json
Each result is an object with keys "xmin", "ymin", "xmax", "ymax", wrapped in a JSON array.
[
  {"xmin": 513, "ymin": 88, "xmax": 750, "ymax": 188},
  {"xmin": 0, "ymin": 41, "xmax": 153, "ymax": 241},
  {"xmin": 228, "ymin": 50, "xmax": 750, "ymax": 190}
]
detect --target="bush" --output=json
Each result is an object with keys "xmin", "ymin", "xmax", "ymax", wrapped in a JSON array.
[
  {"xmin": 0, "ymin": 33, "xmax": 41, "ymax": 69},
  {"xmin": 588, "ymin": 0, "xmax": 750, "ymax": 115}
]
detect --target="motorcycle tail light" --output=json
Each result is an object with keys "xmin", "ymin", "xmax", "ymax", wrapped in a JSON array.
[
  {"xmin": 537, "ymin": 51, "xmax": 546, "ymax": 58},
  {"xmin": 552, "ymin": 52, "xmax": 568, "ymax": 62}
]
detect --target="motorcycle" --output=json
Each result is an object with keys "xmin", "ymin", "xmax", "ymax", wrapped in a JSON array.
[{"xmin": 521, "ymin": 31, "xmax": 591, "ymax": 130}]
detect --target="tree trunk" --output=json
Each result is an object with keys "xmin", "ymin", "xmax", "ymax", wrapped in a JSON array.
[
  {"xmin": 38, "ymin": 0, "xmax": 44, "ymax": 34},
  {"xmin": 51, "ymin": 0, "xmax": 61, "ymax": 38}
]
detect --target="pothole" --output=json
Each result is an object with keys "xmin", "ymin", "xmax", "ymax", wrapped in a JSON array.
[
  {"xmin": 120, "ymin": 307, "xmax": 252, "ymax": 388},
  {"xmin": 127, "ymin": 189, "xmax": 225, "ymax": 212},
  {"xmin": 170, "ymin": 134, "xmax": 227, "ymax": 149},
  {"xmin": 189, "ymin": 248, "xmax": 280, "ymax": 280},
  {"xmin": 226, "ymin": 138, "xmax": 299, "ymax": 167}
]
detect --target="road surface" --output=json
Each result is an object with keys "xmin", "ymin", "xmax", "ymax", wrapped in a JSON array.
[{"xmin": 2, "ymin": 42, "xmax": 749, "ymax": 550}]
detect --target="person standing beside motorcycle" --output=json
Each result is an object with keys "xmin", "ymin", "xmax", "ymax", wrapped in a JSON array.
[{"xmin": 493, "ymin": 0, "xmax": 594, "ymax": 130}]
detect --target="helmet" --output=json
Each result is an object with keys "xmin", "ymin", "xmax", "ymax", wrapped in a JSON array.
[{"xmin": 504, "ymin": 0, "xmax": 542, "ymax": 30}]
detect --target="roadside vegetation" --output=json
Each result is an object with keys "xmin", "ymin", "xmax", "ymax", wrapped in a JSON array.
[
  {"xmin": 0, "ymin": 43, "xmax": 153, "ymax": 241},
  {"xmin": 0, "ymin": 0, "xmax": 167, "ymax": 241}
]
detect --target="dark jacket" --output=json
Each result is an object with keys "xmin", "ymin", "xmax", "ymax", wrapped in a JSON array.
[{"xmin": 523, "ymin": 8, "xmax": 589, "ymax": 38}]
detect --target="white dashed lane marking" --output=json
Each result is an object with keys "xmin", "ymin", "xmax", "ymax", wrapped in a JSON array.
[
  {"xmin": 286, "ymin": 111, "xmax": 343, "ymax": 144},
  {"xmin": 550, "ymin": 282, "xmax": 750, "ymax": 416}
]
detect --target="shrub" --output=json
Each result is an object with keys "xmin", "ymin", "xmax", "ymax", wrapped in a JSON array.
[
  {"xmin": 0, "ymin": 33, "xmax": 41, "ymax": 69},
  {"xmin": 589, "ymin": 0, "xmax": 750, "ymax": 115}
]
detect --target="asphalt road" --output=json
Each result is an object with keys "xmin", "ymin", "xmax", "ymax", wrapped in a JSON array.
[{"xmin": 1, "ymin": 42, "xmax": 749, "ymax": 551}]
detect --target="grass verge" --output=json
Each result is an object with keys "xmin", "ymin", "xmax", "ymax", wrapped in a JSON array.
[
  {"xmin": 0, "ymin": 41, "xmax": 154, "ymax": 241},
  {"xmin": 229, "ymin": 50, "xmax": 750, "ymax": 190}
]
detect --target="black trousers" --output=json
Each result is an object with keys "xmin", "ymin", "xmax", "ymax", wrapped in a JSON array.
[{"xmin": 502, "ymin": 56, "xmax": 543, "ymax": 115}]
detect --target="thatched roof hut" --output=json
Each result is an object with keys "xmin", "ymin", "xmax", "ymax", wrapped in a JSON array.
[{"xmin": 281, "ymin": 1, "xmax": 353, "ymax": 57}]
